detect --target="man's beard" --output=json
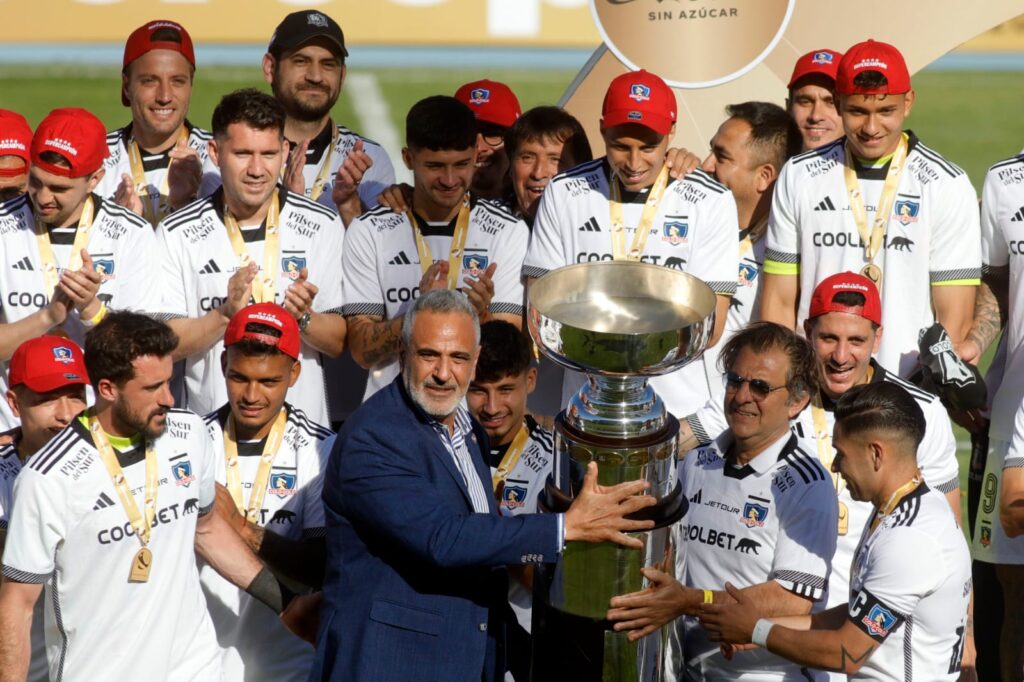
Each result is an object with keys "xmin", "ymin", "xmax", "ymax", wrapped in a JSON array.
[
  {"xmin": 404, "ymin": 372, "xmax": 463, "ymax": 423},
  {"xmin": 113, "ymin": 397, "xmax": 168, "ymax": 441},
  {"xmin": 272, "ymin": 81, "xmax": 335, "ymax": 123}
]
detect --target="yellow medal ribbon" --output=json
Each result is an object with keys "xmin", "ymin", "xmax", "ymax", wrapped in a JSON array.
[
  {"xmin": 408, "ymin": 195, "xmax": 471, "ymax": 291},
  {"xmin": 309, "ymin": 126, "xmax": 339, "ymax": 202},
  {"xmin": 608, "ymin": 164, "xmax": 671, "ymax": 261},
  {"xmin": 223, "ymin": 409, "xmax": 289, "ymax": 525},
  {"xmin": 224, "ymin": 193, "xmax": 281, "ymax": 304},
  {"xmin": 491, "ymin": 423, "xmax": 530, "ymax": 493},
  {"xmin": 842, "ymin": 133, "xmax": 909, "ymax": 290},
  {"xmin": 89, "ymin": 413, "xmax": 158, "ymax": 583},
  {"xmin": 34, "ymin": 195, "xmax": 95, "ymax": 297},
  {"xmin": 868, "ymin": 470, "xmax": 923, "ymax": 535},
  {"xmin": 738, "ymin": 214, "xmax": 769, "ymax": 262},
  {"xmin": 127, "ymin": 127, "xmax": 189, "ymax": 227}
]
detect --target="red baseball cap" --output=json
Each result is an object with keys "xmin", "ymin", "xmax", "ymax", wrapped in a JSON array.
[
  {"xmin": 31, "ymin": 108, "xmax": 109, "ymax": 178},
  {"xmin": 9, "ymin": 336, "xmax": 89, "ymax": 393},
  {"xmin": 122, "ymin": 20, "xmax": 196, "ymax": 106},
  {"xmin": 788, "ymin": 49, "xmax": 842, "ymax": 89},
  {"xmin": 808, "ymin": 272, "xmax": 882, "ymax": 325},
  {"xmin": 224, "ymin": 303, "xmax": 300, "ymax": 360},
  {"xmin": 0, "ymin": 110, "xmax": 32, "ymax": 176},
  {"xmin": 454, "ymin": 80, "xmax": 522, "ymax": 128},
  {"xmin": 601, "ymin": 70, "xmax": 676, "ymax": 136},
  {"xmin": 836, "ymin": 39, "xmax": 911, "ymax": 96}
]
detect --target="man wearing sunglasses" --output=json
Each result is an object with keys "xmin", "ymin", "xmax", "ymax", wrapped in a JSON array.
[{"xmin": 607, "ymin": 322, "xmax": 837, "ymax": 681}]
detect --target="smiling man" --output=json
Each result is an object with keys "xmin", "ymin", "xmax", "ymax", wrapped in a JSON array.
[
  {"xmin": 760, "ymin": 39, "xmax": 980, "ymax": 378},
  {"xmin": 786, "ymin": 49, "xmax": 844, "ymax": 152},
  {"xmin": 343, "ymin": 95, "xmax": 528, "ymax": 403},
  {"xmin": 454, "ymin": 79, "xmax": 522, "ymax": 202},
  {"xmin": 97, "ymin": 20, "xmax": 220, "ymax": 227}
]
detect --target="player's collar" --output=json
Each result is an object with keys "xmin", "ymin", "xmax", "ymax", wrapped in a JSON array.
[
  {"xmin": 40, "ymin": 193, "xmax": 103, "ymax": 240},
  {"xmin": 409, "ymin": 192, "xmax": 476, "ymax": 236},
  {"xmin": 848, "ymin": 130, "xmax": 920, "ymax": 181},
  {"xmin": 123, "ymin": 120, "xmax": 194, "ymax": 157},
  {"xmin": 213, "ymin": 185, "xmax": 289, "ymax": 241},
  {"xmin": 721, "ymin": 431, "xmax": 797, "ymax": 479},
  {"xmin": 289, "ymin": 119, "xmax": 334, "ymax": 167},
  {"xmin": 72, "ymin": 415, "xmax": 147, "ymax": 467}
]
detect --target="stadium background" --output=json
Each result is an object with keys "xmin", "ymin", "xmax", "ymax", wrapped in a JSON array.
[{"xmin": 1, "ymin": 0, "xmax": 1023, "ymax": 508}]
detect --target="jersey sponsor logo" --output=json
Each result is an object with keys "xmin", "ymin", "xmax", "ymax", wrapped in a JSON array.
[
  {"xmin": 738, "ymin": 262, "xmax": 758, "ymax": 286},
  {"xmin": 998, "ymin": 167, "xmax": 1024, "ymax": 185},
  {"xmin": 502, "ymin": 482, "xmax": 529, "ymax": 510},
  {"xmin": 94, "ymin": 215, "xmax": 128, "ymax": 241},
  {"xmin": 286, "ymin": 212, "xmax": 323, "ymax": 239},
  {"xmin": 200, "ymin": 296, "xmax": 229, "ymax": 312},
  {"xmin": 578, "ymin": 216, "xmax": 601, "ymax": 232},
  {"xmin": 269, "ymin": 471, "xmax": 298, "ymax": 498},
  {"xmin": 907, "ymin": 156, "xmax": 940, "ymax": 185},
  {"xmin": 57, "ymin": 448, "xmax": 96, "ymax": 481},
  {"xmin": 810, "ymin": 231, "xmax": 915, "ymax": 250},
  {"xmin": 172, "ymin": 459, "xmax": 195, "ymax": 487},
  {"xmin": 52, "ymin": 346, "xmax": 75, "ymax": 364},
  {"xmin": 565, "ymin": 176, "xmax": 601, "ymax": 198},
  {"xmin": 574, "ymin": 251, "xmax": 675, "ymax": 268},
  {"xmin": 740, "ymin": 497, "xmax": 770, "ymax": 527},
  {"xmin": 862, "ymin": 604, "xmax": 897, "ymax": 637},
  {"xmin": 183, "ymin": 216, "xmax": 218, "ymax": 243},
  {"xmin": 629, "ymin": 83, "xmax": 651, "ymax": 102},
  {"xmin": 7, "ymin": 292, "xmax": 49, "ymax": 309},
  {"xmin": 97, "ymin": 498, "xmax": 200, "ymax": 544},
  {"xmin": 680, "ymin": 184, "xmax": 707, "ymax": 204},
  {"xmin": 462, "ymin": 253, "xmax": 489, "ymax": 279},
  {"xmin": 662, "ymin": 220, "xmax": 688, "ymax": 245},
  {"xmin": 475, "ymin": 210, "xmax": 505, "ymax": 236},
  {"xmin": 369, "ymin": 213, "xmax": 406, "ymax": 232},
  {"xmin": 11, "ymin": 256, "xmax": 33, "ymax": 271},
  {"xmin": 468, "ymin": 88, "xmax": 491, "ymax": 105},
  {"xmin": 893, "ymin": 200, "xmax": 920, "ymax": 225},
  {"xmin": 682, "ymin": 523, "xmax": 754, "ymax": 554},
  {"xmin": 282, "ymin": 256, "xmax": 307, "ymax": 280},
  {"xmin": 813, "ymin": 196, "xmax": 837, "ymax": 212},
  {"xmin": 695, "ymin": 447, "xmax": 720, "ymax": 466},
  {"xmin": 385, "ymin": 286, "xmax": 419, "ymax": 303},
  {"xmin": 93, "ymin": 258, "xmax": 116, "ymax": 281}
]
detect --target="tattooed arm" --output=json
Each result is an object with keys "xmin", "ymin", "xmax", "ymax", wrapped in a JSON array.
[
  {"xmin": 960, "ymin": 265, "xmax": 1009, "ymax": 364},
  {"xmin": 346, "ymin": 315, "xmax": 403, "ymax": 370}
]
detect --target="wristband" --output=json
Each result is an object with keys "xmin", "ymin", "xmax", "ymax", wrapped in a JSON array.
[
  {"xmin": 703, "ymin": 589, "xmax": 714, "ymax": 605},
  {"xmin": 751, "ymin": 618, "xmax": 775, "ymax": 648},
  {"xmin": 245, "ymin": 566, "xmax": 296, "ymax": 614},
  {"xmin": 82, "ymin": 303, "xmax": 107, "ymax": 328}
]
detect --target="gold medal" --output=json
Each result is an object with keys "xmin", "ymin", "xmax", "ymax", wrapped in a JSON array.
[
  {"xmin": 837, "ymin": 501, "xmax": 849, "ymax": 536},
  {"xmin": 861, "ymin": 263, "xmax": 882, "ymax": 286},
  {"xmin": 129, "ymin": 547, "xmax": 153, "ymax": 583}
]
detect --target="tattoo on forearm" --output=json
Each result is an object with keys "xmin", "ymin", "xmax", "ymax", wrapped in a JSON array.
[
  {"xmin": 244, "ymin": 522, "xmax": 265, "ymax": 555},
  {"xmin": 834, "ymin": 644, "xmax": 876, "ymax": 673},
  {"xmin": 357, "ymin": 319, "xmax": 401, "ymax": 368},
  {"xmin": 968, "ymin": 285, "xmax": 1003, "ymax": 353}
]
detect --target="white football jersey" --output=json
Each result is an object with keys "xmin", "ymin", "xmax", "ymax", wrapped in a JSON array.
[
  {"xmin": 847, "ymin": 484, "xmax": 971, "ymax": 681},
  {"xmin": 523, "ymin": 159, "xmax": 739, "ymax": 417},
  {"xmin": 765, "ymin": 134, "xmax": 981, "ymax": 377},
  {"xmin": 789, "ymin": 363, "xmax": 960, "ymax": 614},
  {"xmin": 95, "ymin": 122, "xmax": 222, "ymax": 227},
  {"xmin": 0, "ymin": 443, "xmax": 18, "ymax": 531},
  {"xmin": 343, "ymin": 197, "xmax": 529, "ymax": 400},
  {"xmin": 199, "ymin": 404, "xmax": 332, "ymax": 682},
  {"xmin": 487, "ymin": 415, "xmax": 554, "ymax": 633},
  {"xmin": 0, "ymin": 410, "xmax": 222, "ymax": 682},
  {"xmin": 676, "ymin": 432, "xmax": 837, "ymax": 679},
  {"xmin": 156, "ymin": 187, "xmax": 345, "ymax": 425},
  {"xmin": 972, "ymin": 437, "xmax": 1024, "ymax": 563},
  {"xmin": 0, "ymin": 195, "xmax": 158, "ymax": 429},
  {"xmin": 294, "ymin": 122, "xmax": 395, "ymax": 213}
]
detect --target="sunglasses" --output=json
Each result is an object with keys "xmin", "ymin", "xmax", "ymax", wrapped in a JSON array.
[{"xmin": 723, "ymin": 371, "xmax": 787, "ymax": 401}]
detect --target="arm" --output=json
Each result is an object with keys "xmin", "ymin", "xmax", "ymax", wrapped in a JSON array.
[
  {"xmin": 932, "ymin": 285, "xmax": 977, "ymax": 346},
  {"xmin": 708, "ymin": 295, "xmax": 731, "ymax": 347},
  {"xmin": 299, "ymin": 312, "xmax": 345, "ymax": 358},
  {"xmin": 999, "ymin": 465, "xmax": 1024, "ymax": 538},
  {"xmin": 345, "ymin": 314, "xmax": 403, "ymax": 370},
  {"xmin": 0, "ymin": 580, "xmax": 42, "ymax": 682},
  {"xmin": 961, "ymin": 266, "xmax": 1008, "ymax": 364},
  {"xmin": 168, "ymin": 263, "xmax": 256, "ymax": 361},
  {"xmin": 194, "ymin": 509, "xmax": 265, "ymax": 589},
  {"xmin": 759, "ymin": 273, "xmax": 799, "ymax": 329}
]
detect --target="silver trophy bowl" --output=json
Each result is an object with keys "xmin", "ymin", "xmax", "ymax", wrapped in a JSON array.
[{"xmin": 528, "ymin": 262, "xmax": 716, "ymax": 682}]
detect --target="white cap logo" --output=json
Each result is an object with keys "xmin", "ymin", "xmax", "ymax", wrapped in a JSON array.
[
  {"xmin": 44, "ymin": 138, "xmax": 78, "ymax": 156},
  {"xmin": 0, "ymin": 138, "xmax": 26, "ymax": 152},
  {"xmin": 307, "ymin": 13, "xmax": 328, "ymax": 28}
]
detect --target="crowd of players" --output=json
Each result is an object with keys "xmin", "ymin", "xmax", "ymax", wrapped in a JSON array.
[{"xmin": 0, "ymin": 7, "xmax": 1019, "ymax": 682}]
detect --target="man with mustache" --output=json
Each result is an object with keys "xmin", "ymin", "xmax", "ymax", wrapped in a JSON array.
[
  {"xmin": 265, "ymin": 10, "xmax": 394, "ymax": 226},
  {"xmin": 760, "ymin": 39, "xmax": 980, "ymax": 379},
  {"xmin": 0, "ymin": 110, "xmax": 32, "ymax": 203},
  {"xmin": 156, "ymin": 88, "xmax": 346, "ymax": 426},
  {"xmin": 0, "ymin": 313, "xmax": 293, "ymax": 681},
  {"xmin": 343, "ymin": 95, "xmax": 528, "ymax": 403},
  {"xmin": 200, "ymin": 303, "xmax": 333, "ymax": 682},
  {"xmin": 313, "ymin": 289, "xmax": 658, "ymax": 680}
]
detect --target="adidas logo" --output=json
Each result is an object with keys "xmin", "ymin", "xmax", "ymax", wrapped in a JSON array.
[
  {"xmin": 689, "ymin": 489, "xmax": 702, "ymax": 505},
  {"xmin": 92, "ymin": 492, "xmax": 115, "ymax": 510},
  {"xmin": 814, "ymin": 197, "xmax": 837, "ymax": 211},
  {"xmin": 1011, "ymin": 206, "xmax": 1024, "ymax": 222},
  {"xmin": 199, "ymin": 259, "xmax": 221, "ymax": 275},
  {"xmin": 388, "ymin": 251, "xmax": 412, "ymax": 265},
  {"xmin": 578, "ymin": 217, "xmax": 601, "ymax": 232},
  {"xmin": 12, "ymin": 257, "xmax": 33, "ymax": 271}
]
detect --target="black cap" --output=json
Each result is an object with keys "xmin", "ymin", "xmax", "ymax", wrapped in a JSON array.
[
  {"xmin": 908, "ymin": 323, "xmax": 987, "ymax": 412},
  {"xmin": 268, "ymin": 10, "xmax": 347, "ymax": 59}
]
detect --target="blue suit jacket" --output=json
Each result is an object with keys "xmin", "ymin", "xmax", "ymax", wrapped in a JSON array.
[{"xmin": 309, "ymin": 379, "xmax": 560, "ymax": 682}]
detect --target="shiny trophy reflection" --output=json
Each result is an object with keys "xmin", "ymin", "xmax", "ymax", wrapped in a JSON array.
[{"xmin": 527, "ymin": 261, "xmax": 716, "ymax": 682}]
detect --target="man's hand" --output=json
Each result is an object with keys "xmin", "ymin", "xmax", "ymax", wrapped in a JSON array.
[
  {"xmin": 113, "ymin": 173, "xmax": 144, "ymax": 216},
  {"xmin": 606, "ymin": 567, "xmax": 689, "ymax": 640},
  {"xmin": 331, "ymin": 139, "xmax": 373, "ymax": 210},
  {"xmin": 665, "ymin": 147, "xmax": 701, "ymax": 180},
  {"xmin": 280, "ymin": 591, "xmax": 323, "ymax": 646},
  {"xmin": 284, "ymin": 140, "xmax": 309, "ymax": 195},
  {"xmin": 167, "ymin": 138, "xmax": 203, "ymax": 210},
  {"xmin": 563, "ymin": 461, "xmax": 656, "ymax": 547},
  {"xmin": 58, "ymin": 251, "xmax": 102, "ymax": 314},
  {"xmin": 462, "ymin": 262, "xmax": 497, "ymax": 323},
  {"xmin": 219, "ymin": 261, "xmax": 257, "ymax": 319},
  {"xmin": 700, "ymin": 582, "xmax": 761, "ymax": 645},
  {"xmin": 376, "ymin": 183, "xmax": 414, "ymax": 213},
  {"xmin": 213, "ymin": 482, "xmax": 247, "ymax": 535},
  {"xmin": 419, "ymin": 261, "xmax": 450, "ymax": 294},
  {"xmin": 283, "ymin": 267, "xmax": 318, "ymax": 320}
]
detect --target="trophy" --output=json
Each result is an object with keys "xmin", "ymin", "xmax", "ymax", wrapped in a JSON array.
[{"xmin": 527, "ymin": 261, "xmax": 716, "ymax": 682}]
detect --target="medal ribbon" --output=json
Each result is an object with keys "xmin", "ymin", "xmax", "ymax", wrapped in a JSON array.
[
  {"xmin": 127, "ymin": 127, "xmax": 189, "ymax": 227},
  {"xmin": 224, "ymin": 193, "xmax": 281, "ymax": 304},
  {"xmin": 89, "ymin": 413, "xmax": 158, "ymax": 546},
  {"xmin": 491, "ymin": 423, "xmax": 530, "ymax": 492},
  {"xmin": 408, "ymin": 195, "xmax": 471, "ymax": 291},
  {"xmin": 608, "ymin": 164, "xmax": 670, "ymax": 261},
  {"xmin": 738, "ymin": 215, "xmax": 769, "ymax": 261},
  {"xmin": 868, "ymin": 470, "xmax": 923, "ymax": 535},
  {"xmin": 842, "ymin": 133, "xmax": 909, "ymax": 278},
  {"xmin": 309, "ymin": 126, "xmax": 340, "ymax": 202},
  {"xmin": 34, "ymin": 196, "xmax": 95, "ymax": 297},
  {"xmin": 223, "ymin": 409, "xmax": 289, "ymax": 524}
]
